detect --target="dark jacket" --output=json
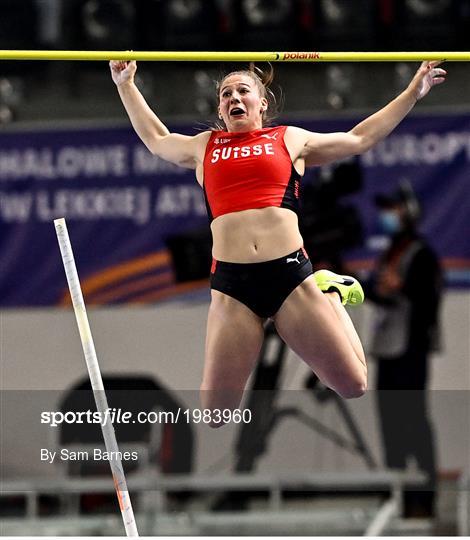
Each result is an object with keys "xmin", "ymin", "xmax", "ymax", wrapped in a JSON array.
[{"xmin": 367, "ymin": 231, "xmax": 442, "ymax": 358}]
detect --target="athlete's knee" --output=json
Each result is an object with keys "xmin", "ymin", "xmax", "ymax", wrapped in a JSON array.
[
  {"xmin": 335, "ymin": 374, "xmax": 367, "ymax": 399},
  {"xmin": 199, "ymin": 386, "xmax": 242, "ymax": 428},
  {"xmin": 199, "ymin": 392, "xmax": 224, "ymax": 428},
  {"xmin": 338, "ymin": 382, "xmax": 367, "ymax": 399}
]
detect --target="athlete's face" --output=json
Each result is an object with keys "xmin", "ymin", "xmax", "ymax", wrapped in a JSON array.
[{"xmin": 218, "ymin": 75, "xmax": 268, "ymax": 132}]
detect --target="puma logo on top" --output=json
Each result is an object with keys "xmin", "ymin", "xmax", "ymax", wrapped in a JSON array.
[{"xmin": 260, "ymin": 132, "xmax": 278, "ymax": 140}]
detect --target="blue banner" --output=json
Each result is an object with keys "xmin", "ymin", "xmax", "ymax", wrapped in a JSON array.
[{"xmin": 1, "ymin": 113, "xmax": 469, "ymax": 306}]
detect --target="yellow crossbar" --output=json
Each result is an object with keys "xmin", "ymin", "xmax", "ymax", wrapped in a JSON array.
[{"xmin": 0, "ymin": 50, "xmax": 469, "ymax": 62}]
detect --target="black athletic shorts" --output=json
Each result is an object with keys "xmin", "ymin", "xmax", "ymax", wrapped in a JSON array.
[{"xmin": 210, "ymin": 247, "xmax": 313, "ymax": 318}]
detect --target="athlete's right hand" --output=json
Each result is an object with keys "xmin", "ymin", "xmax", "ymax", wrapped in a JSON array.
[{"xmin": 109, "ymin": 60, "xmax": 137, "ymax": 87}]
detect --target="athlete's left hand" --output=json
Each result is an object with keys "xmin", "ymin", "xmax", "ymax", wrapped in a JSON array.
[{"xmin": 408, "ymin": 61, "xmax": 447, "ymax": 101}]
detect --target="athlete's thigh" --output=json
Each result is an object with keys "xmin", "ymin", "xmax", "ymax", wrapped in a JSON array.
[
  {"xmin": 272, "ymin": 276, "xmax": 364, "ymax": 392},
  {"xmin": 201, "ymin": 290, "xmax": 265, "ymax": 409}
]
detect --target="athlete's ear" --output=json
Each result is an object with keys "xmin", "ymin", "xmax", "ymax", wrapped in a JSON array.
[
  {"xmin": 217, "ymin": 108, "xmax": 223, "ymax": 120},
  {"xmin": 260, "ymin": 97, "xmax": 268, "ymax": 113}
]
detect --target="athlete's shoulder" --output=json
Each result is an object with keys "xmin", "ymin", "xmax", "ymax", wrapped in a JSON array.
[
  {"xmin": 283, "ymin": 125, "xmax": 315, "ymax": 148},
  {"xmin": 285, "ymin": 125, "xmax": 313, "ymax": 139},
  {"xmin": 193, "ymin": 130, "xmax": 213, "ymax": 149},
  {"xmin": 194, "ymin": 130, "xmax": 214, "ymax": 141}
]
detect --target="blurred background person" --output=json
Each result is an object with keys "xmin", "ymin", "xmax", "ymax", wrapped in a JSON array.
[{"xmin": 367, "ymin": 181, "xmax": 442, "ymax": 518}]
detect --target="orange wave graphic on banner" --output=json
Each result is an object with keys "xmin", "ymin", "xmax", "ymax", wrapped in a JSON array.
[
  {"xmin": 88, "ymin": 271, "xmax": 174, "ymax": 304},
  {"xmin": 59, "ymin": 250, "xmax": 173, "ymax": 306}
]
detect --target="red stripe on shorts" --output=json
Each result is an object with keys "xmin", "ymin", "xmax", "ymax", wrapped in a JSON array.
[{"xmin": 211, "ymin": 258, "xmax": 217, "ymax": 274}]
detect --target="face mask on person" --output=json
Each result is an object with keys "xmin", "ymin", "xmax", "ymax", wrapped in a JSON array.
[{"xmin": 378, "ymin": 211, "xmax": 402, "ymax": 235}]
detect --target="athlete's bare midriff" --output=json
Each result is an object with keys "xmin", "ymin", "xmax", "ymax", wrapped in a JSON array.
[{"xmin": 210, "ymin": 206, "xmax": 303, "ymax": 262}]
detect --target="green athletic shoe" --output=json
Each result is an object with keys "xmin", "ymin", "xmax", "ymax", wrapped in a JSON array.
[{"xmin": 313, "ymin": 269, "xmax": 364, "ymax": 306}]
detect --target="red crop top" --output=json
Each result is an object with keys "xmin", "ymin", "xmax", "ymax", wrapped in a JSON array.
[{"xmin": 202, "ymin": 126, "xmax": 301, "ymax": 222}]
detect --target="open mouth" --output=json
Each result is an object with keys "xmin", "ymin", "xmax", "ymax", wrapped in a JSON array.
[{"xmin": 230, "ymin": 107, "xmax": 245, "ymax": 117}]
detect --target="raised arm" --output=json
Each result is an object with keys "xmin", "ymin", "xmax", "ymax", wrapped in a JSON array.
[
  {"xmin": 110, "ymin": 60, "xmax": 207, "ymax": 169},
  {"xmin": 296, "ymin": 61, "xmax": 446, "ymax": 167}
]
